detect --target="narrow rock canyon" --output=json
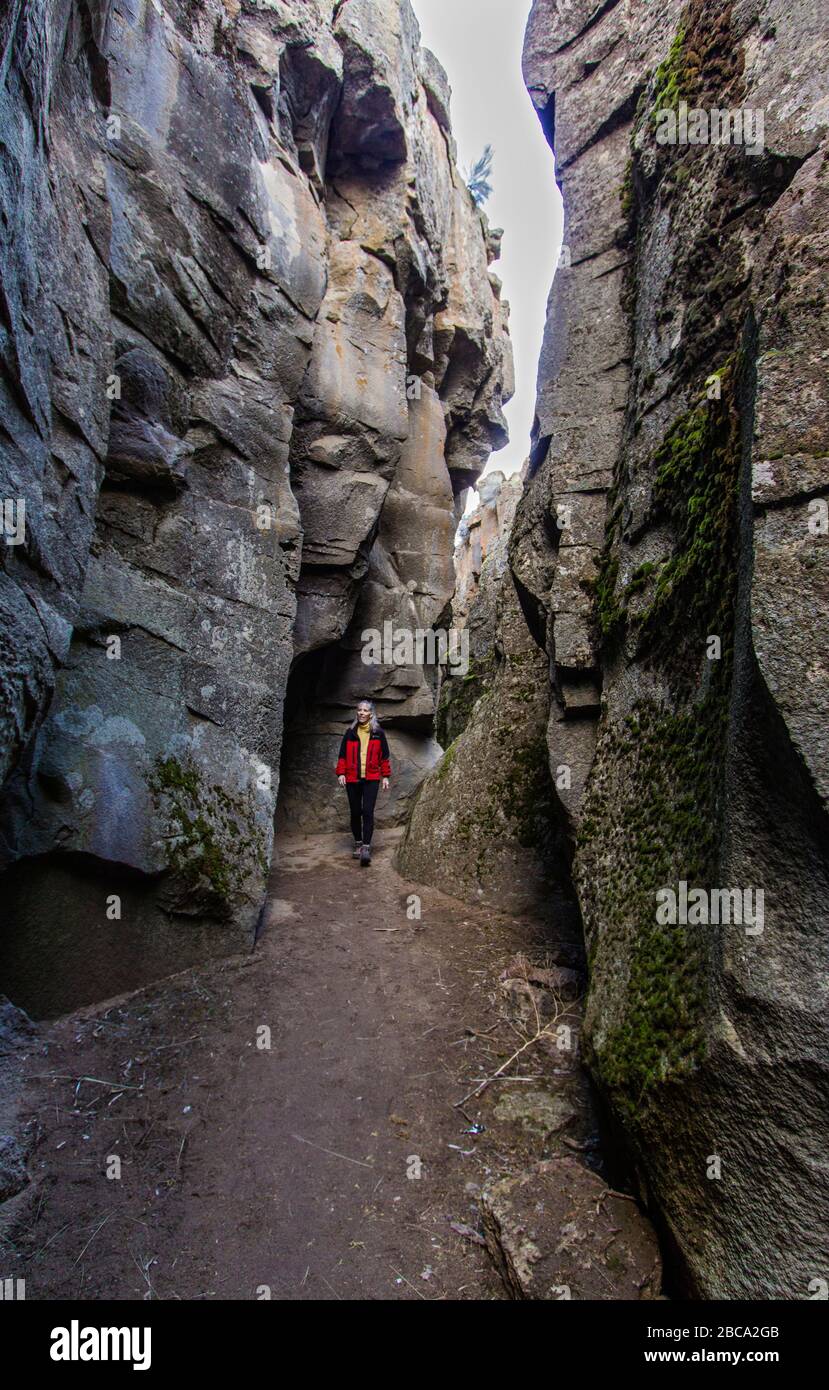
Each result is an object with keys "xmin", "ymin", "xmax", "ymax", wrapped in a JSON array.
[{"xmin": 1, "ymin": 0, "xmax": 827, "ymax": 1310}]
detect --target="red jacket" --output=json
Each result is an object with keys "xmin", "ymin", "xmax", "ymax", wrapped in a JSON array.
[{"xmin": 336, "ymin": 726, "xmax": 391, "ymax": 783}]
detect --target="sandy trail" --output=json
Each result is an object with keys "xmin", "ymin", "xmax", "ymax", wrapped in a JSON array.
[{"xmin": 6, "ymin": 831, "xmax": 595, "ymax": 1301}]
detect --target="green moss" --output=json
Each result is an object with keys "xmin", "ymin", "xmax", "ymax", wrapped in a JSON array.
[
  {"xmin": 492, "ymin": 733, "xmax": 558, "ymax": 852},
  {"xmin": 150, "ymin": 755, "xmax": 268, "ymax": 910},
  {"xmin": 636, "ymin": 363, "xmax": 741, "ymax": 670},
  {"xmin": 436, "ymin": 653, "xmax": 494, "ymax": 747},
  {"xmin": 628, "ymin": 561, "xmax": 657, "ymax": 596},
  {"xmin": 436, "ymin": 739, "xmax": 458, "ymax": 781},
  {"xmin": 579, "ymin": 359, "xmax": 745, "ymax": 1121},
  {"xmin": 651, "ymin": 23, "xmax": 687, "ymax": 121},
  {"xmin": 579, "ymin": 688, "xmax": 728, "ymax": 1119},
  {"xmin": 593, "ymin": 553, "xmax": 625, "ymax": 644},
  {"xmin": 153, "ymin": 756, "xmax": 201, "ymax": 799},
  {"xmin": 591, "ymin": 360, "xmax": 741, "ymax": 681}
]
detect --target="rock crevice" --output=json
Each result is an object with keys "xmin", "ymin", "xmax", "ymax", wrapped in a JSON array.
[
  {"xmin": 0, "ymin": 0, "xmax": 512, "ymax": 1016},
  {"xmin": 401, "ymin": 0, "xmax": 829, "ymax": 1298}
]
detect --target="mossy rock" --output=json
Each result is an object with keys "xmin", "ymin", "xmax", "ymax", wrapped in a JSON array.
[
  {"xmin": 579, "ymin": 360, "xmax": 744, "ymax": 1122},
  {"xmin": 591, "ymin": 358, "xmax": 742, "ymax": 687},
  {"xmin": 150, "ymin": 754, "xmax": 267, "ymax": 917},
  {"xmin": 651, "ymin": 23, "xmax": 688, "ymax": 121}
]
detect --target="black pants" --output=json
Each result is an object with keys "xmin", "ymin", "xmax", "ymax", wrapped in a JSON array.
[{"xmin": 346, "ymin": 778, "xmax": 379, "ymax": 845}]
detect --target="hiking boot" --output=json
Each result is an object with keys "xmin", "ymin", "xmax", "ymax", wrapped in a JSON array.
[
  {"xmin": 352, "ymin": 841, "xmax": 363, "ymax": 859},
  {"xmin": 360, "ymin": 844, "xmax": 372, "ymax": 867}
]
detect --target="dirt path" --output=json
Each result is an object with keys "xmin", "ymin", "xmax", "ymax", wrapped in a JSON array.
[{"xmin": 5, "ymin": 831, "xmax": 599, "ymax": 1301}]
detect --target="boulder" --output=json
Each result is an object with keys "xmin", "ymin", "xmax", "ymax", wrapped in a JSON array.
[{"xmin": 480, "ymin": 1157, "xmax": 662, "ymax": 1300}]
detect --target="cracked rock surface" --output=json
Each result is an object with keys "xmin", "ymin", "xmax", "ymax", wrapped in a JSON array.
[{"xmin": 0, "ymin": 0, "xmax": 512, "ymax": 1006}]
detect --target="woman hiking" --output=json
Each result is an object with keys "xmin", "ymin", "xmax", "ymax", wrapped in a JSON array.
[{"xmin": 336, "ymin": 699, "xmax": 391, "ymax": 866}]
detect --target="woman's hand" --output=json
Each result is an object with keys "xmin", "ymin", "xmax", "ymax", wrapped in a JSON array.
[
  {"xmin": 338, "ymin": 775, "xmax": 346, "ymax": 788},
  {"xmin": 382, "ymin": 778, "xmax": 389, "ymax": 792}
]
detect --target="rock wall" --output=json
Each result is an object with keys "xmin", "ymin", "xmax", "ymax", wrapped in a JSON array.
[
  {"xmin": 398, "ymin": 0, "xmax": 829, "ymax": 1299},
  {"xmin": 453, "ymin": 468, "xmax": 523, "ymax": 631},
  {"xmin": 276, "ymin": 6, "xmax": 514, "ymax": 832},
  {"xmin": 397, "ymin": 466, "xmax": 578, "ymax": 924},
  {"xmin": 0, "ymin": 0, "xmax": 512, "ymax": 1017},
  {"xmin": 0, "ymin": 0, "xmax": 112, "ymax": 792},
  {"xmin": 515, "ymin": 0, "xmax": 829, "ymax": 1296}
]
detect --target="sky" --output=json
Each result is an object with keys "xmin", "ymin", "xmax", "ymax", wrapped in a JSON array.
[{"xmin": 411, "ymin": 0, "xmax": 563, "ymax": 480}]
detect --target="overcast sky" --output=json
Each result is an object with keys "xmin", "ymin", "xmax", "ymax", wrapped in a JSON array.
[{"xmin": 411, "ymin": 0, "xmax": 563, "ymax": 479}]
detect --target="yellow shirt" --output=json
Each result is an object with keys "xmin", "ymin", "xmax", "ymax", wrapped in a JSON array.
[{"xmin": 357, "ymin": 723, "xmax": 371, "ymax": 777}]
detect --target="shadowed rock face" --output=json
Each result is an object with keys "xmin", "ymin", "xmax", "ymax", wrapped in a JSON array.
[
  {"xmin": 0, "ymin": 0, "xmax": 112, "ymax": 791},
  {"xmin": 514, "ymin": 0, "xmax": 829, "ymax": 1296},
  {"xmin": 396, "ymin": 532, "xmax": 578, "ymax": 919},
  {"xmin": 0, "ymin": 0, "xmax": 512, "ymax": 1012},
  {"xmin": 396, "ymin": 468, "xmax": 581, "ymax": 927}
]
